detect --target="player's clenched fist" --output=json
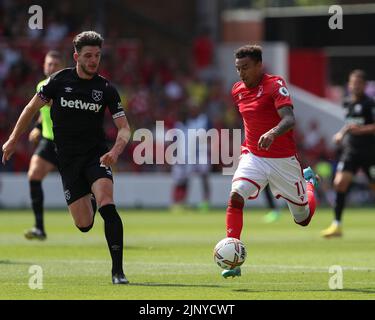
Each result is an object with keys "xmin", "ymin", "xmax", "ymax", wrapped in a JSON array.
[{"xmin": 257, "ymin": 131, "xmax": 276, "ymax": 150}]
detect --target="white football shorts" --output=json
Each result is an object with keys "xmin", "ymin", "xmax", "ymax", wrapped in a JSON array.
[{"xmin": 232, "ymin": 151, "xmax": 308, "ymax": 206}]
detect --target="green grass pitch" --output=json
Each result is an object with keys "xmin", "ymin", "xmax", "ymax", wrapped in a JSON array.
[{"xmin": 0, "ymin": 207, "xmax": 374, "ymax": 300}]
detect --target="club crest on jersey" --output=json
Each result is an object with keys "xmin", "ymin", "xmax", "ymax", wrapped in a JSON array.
[
  {"xmin": 92, "ymin": 90, "xmax": 103, "ymax": 102},
  {"xmin": 257, "ymin": 85, "xmax": 263, "ymax": 97},
  {"xmin": 279, "ymin": 87, "xmax": 290, "ymax": 97}
]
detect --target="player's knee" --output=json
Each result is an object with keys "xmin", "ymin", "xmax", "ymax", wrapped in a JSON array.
[
  {"xmin": 96, "ymin": 198, "xmax": 113, "ymax": 208},
  {"xmin": 333, "ymin": 180, "xmax": 348, "ymax": 193},
  {"xmin": 333, "ymin": 176, "xmax": 340, "ymax": 188},
  {"xmin": 94, "ymin": 192, "xmax": 114, "ymax": 208},
  {"xmin": 297, "ymin": 219, "xmax": 310, "ymax": 227},
  {"xmin": 231, "ymin": 180, "xmax": 255, "ymax": 201},
  {"xmin": 228, "ymin": 192, "xmax": 244, "ymax": 209},
  {"xmin": 333, "ymin": 173, "xmax": 351, "ymax": 192},
  {"xmin": 289, "ymin": 204, "xmax": 310, "ymax": 227},
  {"xmin": 295, "ymin": 210, "xmax": 311, "ymax": 227},
  {"xmin": 28, "ymin": 169, "xmax": 42, "ymax": 181},
  {"xmin": 76, "ymin": 222, "xmax": 93, "ymax": 233}
]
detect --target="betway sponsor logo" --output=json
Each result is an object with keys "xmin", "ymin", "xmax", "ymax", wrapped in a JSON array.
[{"xmin": 60, "ymin": 97, "xmax": 102, "ymax": 113}]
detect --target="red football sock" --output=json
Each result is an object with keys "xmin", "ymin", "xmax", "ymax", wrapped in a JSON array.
[
  {"xmin": 298, "ymin": 182, "xmax": 316, "ymax": 226},
  {"xmin": 307, "ymin": 182, "xmax": 316, "ymax": 215},
  {"xmin": 225, "ymin": 197, "xmax": 244, "ymax": 239}
]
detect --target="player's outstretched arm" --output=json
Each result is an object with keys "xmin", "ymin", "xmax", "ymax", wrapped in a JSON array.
[
  {"xmin": 346, "ymin": 123, "xmax": 375, "ymax": 135},
  {"xmin": 100, "ymin": 116, "xmax": 131, "ymax": 167},
  {"xmin": 2, "ymin": 94, "xmax": 45, "ymax": 164},
  {"xmin": 258, "ymin": 105, "xmax": 295, "ymax": 150},
  {"xmin": 332, "ymin": 124, "xmax": 351, "ymax": 145}
]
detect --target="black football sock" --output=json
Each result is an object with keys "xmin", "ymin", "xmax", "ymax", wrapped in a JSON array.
[
  {"xmin": 30, "ymin": 180, "xmax": 44, "ymax": 232},
  {"xmin": 334, "ymin": 192, "xmax": 347, "ymax": 223},
  {"xmin": 99, "ymin": 204, "xmax": 124, "ymax": 275}
]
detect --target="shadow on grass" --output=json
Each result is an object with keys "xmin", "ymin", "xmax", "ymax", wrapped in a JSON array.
[
  {"xmin": 234, "ymin": 288, "xmax": 375, "ymax": 294},
  {"xmin": 0, "ymin": 260, "xmax": 33, "ymax": 265},
  {"xmin": 130, "ymin": 282, "xmax": 222, "ymax": 288}
]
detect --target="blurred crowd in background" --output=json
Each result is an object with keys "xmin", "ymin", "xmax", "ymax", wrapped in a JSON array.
[{"xmin": 0, "ymin": 0, "xmax": 373, "ymax": 206}]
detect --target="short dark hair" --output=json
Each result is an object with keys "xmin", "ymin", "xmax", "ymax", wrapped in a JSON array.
[
  {"xmin": 73, "ymin": 31, "xmax": 103, "ymax": 52},
  {"xmin": 45, "ymin": 50, "xmax": 62, "ymax": 61},
  {"xmin": 349, "ymin": 69, "xmax": 366, "ymax": 81},
  {"xmin": 234, "ymin": 44, "xmax": 262, "ymax": 63}
]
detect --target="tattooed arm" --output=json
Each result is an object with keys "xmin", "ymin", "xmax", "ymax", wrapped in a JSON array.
[{"xmin": 257, "ymin": 106, "xmax": 295, "ymax": 150}]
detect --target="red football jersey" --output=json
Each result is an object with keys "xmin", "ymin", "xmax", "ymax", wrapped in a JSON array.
[{"xmin": 232, "ymin": 73, "xmax": 296, "ymax": 158}]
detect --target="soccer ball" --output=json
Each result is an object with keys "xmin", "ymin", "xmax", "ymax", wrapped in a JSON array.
[{"xmin": 213, "ymin": 237, "xmax": 247, "ymax": 270}]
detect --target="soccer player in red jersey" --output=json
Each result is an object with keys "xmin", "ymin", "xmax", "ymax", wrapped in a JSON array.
[{"xmin": 222, "ymin": 44, "xmax": 319, "ymax": 278}]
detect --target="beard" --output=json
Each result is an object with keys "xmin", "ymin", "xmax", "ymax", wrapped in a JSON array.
[{"xmin": 80, "ymin": 63, "xmax": 98, "ymax": 77}]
